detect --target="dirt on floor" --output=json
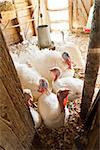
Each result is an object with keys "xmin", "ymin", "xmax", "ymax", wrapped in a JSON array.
[{"xmin": 36, "ymin": 111, "xmax": 82, "ymax": 150}]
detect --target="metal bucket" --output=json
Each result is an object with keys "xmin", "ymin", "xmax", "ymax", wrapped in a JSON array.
[{"xmin": 37, "ymin": 25, "xmax": 52, "ymax": 49}]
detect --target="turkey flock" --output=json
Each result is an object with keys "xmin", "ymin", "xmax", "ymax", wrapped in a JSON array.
[{"xmin": 10, "ymin": 40, "xmax": 85, "ymax": 129}]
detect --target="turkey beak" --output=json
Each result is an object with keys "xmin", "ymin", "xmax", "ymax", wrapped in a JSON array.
[
  {"xmin": 68, "ymin": 90, "xmax": 72, "ymax": 94},
  {"xmin": 63, "ymin": 89, "xmax": 72, "ymax": 95},
  {"xmin": 65, "ymin": 59, "xmax": 72, "ymax": 69},
  {"xmin": 50, "ymin": 69, "xmax": 55, "ymax": 79},
  {"xmin": 37, "ymin": 86, "xmax": 45, "ymax": 93},
  {"xmin": 37, "ymin": 86, "xmax": 42, "ymax": 93},
  {"xmin": 50, "ymin": 69, "xmax": 53, "ymax": 75},
  {"xmin": 28, "ymin": 98, "xmax": 33, "ymax": 107},
  {"xmin": 50, "ymin": 68, "xmax": 53, "ymax": 71},
  {"xmin": 65, "ymin": 89, "xmax": 72, "ymax": 95}
]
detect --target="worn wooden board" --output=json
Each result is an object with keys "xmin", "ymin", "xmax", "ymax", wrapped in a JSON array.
[
  {"xmin": 69, "ymin": 0, "xmax": 93, "ymax": 30},
  {"xmin": 1, "ymin": 10, "xmax": 16, "ymax": 20},
  {"xmin": 0, "ymin": 28, "xmax": 35, "ymax": 150}
]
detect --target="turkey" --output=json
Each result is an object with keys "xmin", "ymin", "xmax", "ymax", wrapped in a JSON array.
[
  {"xmin": 37, "ymin": 78, "xmax": 70, "ymax": 129},
  {"xmin": 10, "ymin": 41, "xmax": 40, "ymax": 65},
  {"xmin": 10, "ymin": 46, "xmax": 74, "ymax": 83},
  {"xmin": 50, "ymin": 67, "xmax": 83, "ymax": 101},
  {"xmin": 23, "ymin": 89, "xmax": 42, "ymax": 128},
  {"xmin": 56, "ymin": 42, "xmax": 85, "ymax": 70},
  {"xmin": 14, "ymin": 62, "xmax": 50, "ymax": 101},
  {"xmin": 61, "ymin": 52, "xmax": 75, "ymax": 77},
  {"xmin": 30, "ymin": 50, "xmax": 74, "ymax": 83}
]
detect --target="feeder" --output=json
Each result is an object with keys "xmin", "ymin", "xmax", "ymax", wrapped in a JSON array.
[{"xmin": 37, "ymin": 25, "xmax": 52, "ymax": 49}]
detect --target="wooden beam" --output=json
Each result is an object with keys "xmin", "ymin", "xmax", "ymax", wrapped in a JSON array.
[
  {"xmin": 86, "ymin": 93, "xmax": 100, "ymax": 150},
  {"xmin": 73, "ymin": 90, "xmax": 100, "ymax": 149},
  {"xmin": 80, "ymin": 0, "xmax": 100, "ymax": 121},
  {"xmin": 75, "ymin": 0, "xmax": 78, "ymax": 26},
  {"xmin": 6, "ymin": 19, "xmax": 35, "ymax": 29},
  {"xmin": 16, "ymin": 5, "xmax": 34, "ymax": 11},
  {"xmin": 47, "ymin": 7, "xmax": 68, "ymax": 11},
  {"xmin": 70, "ymin": 28, "xmax": 84, "ymax": 33},
  {"xmin": 11, "ymin": 19, "xmax": 23, "ymax": 42},
  {"xmin": 80, "ymin": 0, "xmax": 88, "ymax": 16},
  {"xmin": 69, "ymin": 0, "xmax": 73, "ymax": 31},
  {"xmin": 78, "ymin": 0, "xmax": 88, "ymax": 22},
  {"xmin": 50, "ymin": 20, "xmax": 68, "ymax": 23},
  {"xmin": 84, "ymin": 90, "xmax": 100, "ymax": 130},
  {"xmin": 27, "ymin": 0, "xmax": 36, "ymax": 35},
  {"xmin": 0, "ymin": 27, "xmax": 35, "ymax": 149}
]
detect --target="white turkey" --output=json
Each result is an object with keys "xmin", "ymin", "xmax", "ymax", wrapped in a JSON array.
[
  {"xmin": 10, "ymin": 45, "xmax": 74, "ymax": 83},
  {"xmin": 30, "ymin": 50, "xmax": 74, "ymax": 83},
  {"xmin": 37, "ymin": 78, "xmax": 70, "ymax": 129},
  {"xmin": 56, "ymin": 42, "xmax": 85, "ymax": 70},
  {"xmin": 50, "ymin": 67, "xmax": 84, "ymax": 101},
  {"xmin": 14, "ymin": 62, "xmax": 49, "ymax": 101},
  {"xmin": 23, "ymin": 89, "xmax": 42, "ymax": 128},
  {"xmin": 10, "ymin": 42, "xmax": 40, "ymax": 65},
  {"xmin": 61, "ymin": 52, "xmax": 75, "ymax": 77}
]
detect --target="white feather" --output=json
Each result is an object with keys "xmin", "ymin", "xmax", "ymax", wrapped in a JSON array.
[
  {"xmin": 52, "ymin": 77, "xmax": 83, "ymax": 101},
  {"xmin": 56, "ymin": 42, "xmax": 85, "ymax": 70},
  {"xmin": 10, "ymin": 42, "xmax": 75, "ymax": 83},
  {"xmin": 14, "ymin": 62, "xmax": 42, "ymax": 101},
  {"xmin": 38, "ymin": 92, "xmax": 69, "ymax": 129},
  {"xmin": 30, "ymin": 49, "xmax": 73, "ymax": 83},
  {"xmin": 29, "ymin": 106, "xmax": 42, "ymax": 128}
]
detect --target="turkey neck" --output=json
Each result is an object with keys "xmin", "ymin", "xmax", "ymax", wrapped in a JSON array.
[{"xmin": 57, "ymin": 95, "xmax": 68, "ymax": 112}]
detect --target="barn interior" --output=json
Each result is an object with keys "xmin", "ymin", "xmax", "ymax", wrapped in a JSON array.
[{"xmin": 0, "ymin": 0, "xmax": 100, "ymax": 150}]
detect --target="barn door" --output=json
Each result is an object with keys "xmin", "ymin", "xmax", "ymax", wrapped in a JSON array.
[{"xmin": 69, "ymin": 0, "xmax": 93, "ymax": 31}]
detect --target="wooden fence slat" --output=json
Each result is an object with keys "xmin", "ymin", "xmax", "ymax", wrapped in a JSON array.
[
  {"xmin": 78, "ymin": 0, "xmax": 88, "ymax": 23},
  {"xmin": 47, "ymin": 7, "xmax": 68, "ymax": 11},
  {"xmin": 69, "ymin": 0, "xmax": 73, "ymax": 30}
]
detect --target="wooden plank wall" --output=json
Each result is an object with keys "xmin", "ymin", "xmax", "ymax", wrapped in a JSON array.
[
  {"xmin": 14, "ymin": 0, "xmax": 35, "ymax": 39},
  {"xmin": 0, "ymin": 0, "xmax": 35, "ymax": 45},
  {"xmin": 0, "ymin": 19, "xmax": 21, "ymax": 45},
  {"xmin": 29, "ymin": 0, "xmax": 49, "ymax": 35}
]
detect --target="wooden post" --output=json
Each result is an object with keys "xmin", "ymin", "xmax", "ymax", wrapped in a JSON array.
[
  {"xmin": 78, "ymin": 0, "xmax": 88, "ymax": 23},
  {"xmin": 80, "ymin": 0, "xmax": 100, "ymax": 121},
  {"xmin": 69, "ymin": 0, "xmax": 73, "ymax": 31},
  {"xmin": 86, "ymin": 91, "xmax": 100, "ymax": 150},
  {"xmin": 27, "ymin": 0, "xmax": 36, "ymax": 36},
  {"xmin": 0, "ymin": 28, "xmax": 35, "ymax": 150},
  {"xmin": 75, "ymin": 0, "xmax": 78, "ymax": 28}
]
